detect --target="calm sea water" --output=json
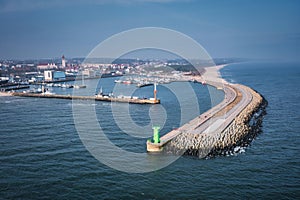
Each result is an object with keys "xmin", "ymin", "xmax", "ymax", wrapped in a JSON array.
[{"xmin": 1, "ymin": 62, "xmax": 299, "ymax": 199}]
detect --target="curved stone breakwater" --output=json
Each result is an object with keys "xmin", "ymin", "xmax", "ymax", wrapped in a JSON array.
[{"xmin": 163, "ymin": 85, "xmax": 268, "ymax": 158}]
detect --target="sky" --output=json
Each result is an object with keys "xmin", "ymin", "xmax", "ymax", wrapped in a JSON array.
[{"xmin": 0, "ymin": 0, "xmax": 299, "ymax": 61}]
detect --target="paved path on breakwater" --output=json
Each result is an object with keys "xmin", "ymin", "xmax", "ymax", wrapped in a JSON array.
[
  {"xmin": 159, "ymin": 84, "xmax": 237, "ymax": 143},
  {"xmin": 147, "ymin": 65, "xmax": 254, "ymax": 152}
]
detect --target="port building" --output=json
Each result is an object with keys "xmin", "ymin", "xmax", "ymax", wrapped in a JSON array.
[{"xmin": 44, "ymin": 70, "xmax": 66, "ymax": 81}]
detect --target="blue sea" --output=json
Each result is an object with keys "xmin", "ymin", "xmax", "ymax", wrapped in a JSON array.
[{"xmin": 0, "ymin": 62, "xmax": 299, "ymax": 199}]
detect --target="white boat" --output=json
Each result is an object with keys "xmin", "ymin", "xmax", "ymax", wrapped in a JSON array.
[
  {"xmin": 61, "ymin": 83, "xmax": 73, "ymax": 88},
  {"xmin": 43, "ymin": 90, "xmax": 55, "ymax": 95},
  {"xmin": 54, "ymin": 83, "xmax": 61, "ymax": 87},
  {"xmin": 74, "ymin": 85, "xmax": 86, "ymax": 89},
  {"xmin": 122, "ymin": 80, "xmax": 132, "ymax": 84},
  {"xmin": 95, "ymin": 87, "xmax": 103, "ymax": 97}
]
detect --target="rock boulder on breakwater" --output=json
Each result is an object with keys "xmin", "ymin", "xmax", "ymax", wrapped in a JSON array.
[{"xmin": 164, "ymin": 85, "xmax": 268, "ymax": 158}]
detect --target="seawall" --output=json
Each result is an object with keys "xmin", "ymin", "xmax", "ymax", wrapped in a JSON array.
[
  {"xmin": 10, "ymin": 92, "xmax": 160, "ymax": 104},
  {"xmin": 163, "ymin": 85, "xmax": 268, "ymax": 158}
]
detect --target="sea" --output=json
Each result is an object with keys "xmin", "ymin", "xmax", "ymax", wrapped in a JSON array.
[{"xmin": 0, "ymin": 62, "xmax": 299, "ymax": 199}]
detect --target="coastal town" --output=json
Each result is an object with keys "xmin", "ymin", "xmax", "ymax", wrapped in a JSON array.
[
  {"xmin": 0, "ymin": 55, "xmax": 215, "ymax": 105},
  {"xmin": 0, "ymin": 55, "xmax": 211, "ymax": 92}
]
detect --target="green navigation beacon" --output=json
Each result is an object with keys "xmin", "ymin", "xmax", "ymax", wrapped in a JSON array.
[{"xmin": 152, "ymin": 126, "xmax": 160, "ymax": 144}]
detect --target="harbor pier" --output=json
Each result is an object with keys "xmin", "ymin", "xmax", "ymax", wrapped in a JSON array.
[
  {"xmin": 3, "ymin": 81, "xmax": 160, "ymax": 104},
  {"xmin": 9, "ymin": 92, "xmax": 160, "ymax": 104},
  {"xmin": 147, "ymin": 65, "xmax": 267, "ymax": 157}
]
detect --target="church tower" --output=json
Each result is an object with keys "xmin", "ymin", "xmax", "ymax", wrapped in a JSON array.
[{"xmin": 62, "ymin": 55, "xmax": 66, "ymax": 68}]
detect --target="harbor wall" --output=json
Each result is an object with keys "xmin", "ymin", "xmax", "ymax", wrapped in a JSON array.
[
  {"xmin": 10, "ymin": 92, "xmax": 160, "ymax": 104},
  {"xmin": 164, "ymin": 85, "xmax": 268, "ymax": 158}
]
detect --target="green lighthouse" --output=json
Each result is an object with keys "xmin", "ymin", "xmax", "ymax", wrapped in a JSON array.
[{"xmin": 152, "ymin": 126, "xmax": 160, "ymax": 144}]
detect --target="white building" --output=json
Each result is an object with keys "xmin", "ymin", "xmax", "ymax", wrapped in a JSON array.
[
  {"xmin": 44, "ymin": 70, "xmax": 66, "ymax": 81},
  {"xmin": 83, "ymin": 69, "xmax": 96, "ymax": 77},
  {"xmin": 37, "ymin": 63, "xmax": 57, "ymax": 70},
  {"xmin": 44, "ymin": 70, "xmax": 53, "ymax": 81}
]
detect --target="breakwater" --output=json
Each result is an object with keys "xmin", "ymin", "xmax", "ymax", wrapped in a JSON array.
[
  {"xmin": 147, "ymin": 64, "xmax": 268, "ymax": 157},
  {"xmin": 163, "ymin": 85, "xmax": 268, "ymax": 158},
  {"xmin": 0, "ymin": 85, "xmax": 30, "ymax": 92},
  {"xmin": 10, "ymin": 92, "xmax": 160, "ymax": 104}
]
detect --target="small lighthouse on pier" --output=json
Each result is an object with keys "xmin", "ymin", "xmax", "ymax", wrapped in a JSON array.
[{"xmin": 149, "ymin": 82, "xmax": 160, "ymax": 104}]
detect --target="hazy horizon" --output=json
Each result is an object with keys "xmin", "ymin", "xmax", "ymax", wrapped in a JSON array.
[{"xmin": 0, "ymin": 0, "xmax": 299, "ymax": 61}]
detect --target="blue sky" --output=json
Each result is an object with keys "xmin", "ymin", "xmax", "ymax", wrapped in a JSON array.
[{"xmin": 0, "ymin": 0, "xmax": 299, "ymax": 61}]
